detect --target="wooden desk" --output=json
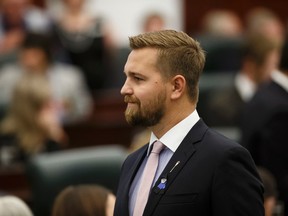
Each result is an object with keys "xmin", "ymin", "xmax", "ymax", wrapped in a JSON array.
[{"xmin": 64, "ymin": 122, "xmax": 137, "ymax": 148}]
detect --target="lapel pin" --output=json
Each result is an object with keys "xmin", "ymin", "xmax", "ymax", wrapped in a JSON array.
[{"xmin": 169, "ymin": 161, "xmax": 180, "ymax": 173}]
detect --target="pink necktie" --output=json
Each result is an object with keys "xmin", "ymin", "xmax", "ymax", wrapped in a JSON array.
[{"xmin": 133, "ymin": 141, "xmax": 165, "ymax": 216}]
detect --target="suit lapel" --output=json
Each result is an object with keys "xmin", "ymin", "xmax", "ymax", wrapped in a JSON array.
[
  {"xmin": 143, "ymin": 119, "xmax": 208, "ymax": 216},
  {"xmin": 127, "ymin": 146, "xmax": 148, "ymax": 185},
  {"xmin": 121, "ymin": 145, "xmax": 148, "ymax": 215}
]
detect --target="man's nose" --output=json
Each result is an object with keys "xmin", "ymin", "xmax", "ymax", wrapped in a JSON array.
[{"xmin": 120, "ymin": 80, "xmax": 133, "ymax": 96}]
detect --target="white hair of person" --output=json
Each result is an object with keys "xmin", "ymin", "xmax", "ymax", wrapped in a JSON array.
[{"xmin": 0, "ymin": 195, "xmax": 33, "ymax": 216}]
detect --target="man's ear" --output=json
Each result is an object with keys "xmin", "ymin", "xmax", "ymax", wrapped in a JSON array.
[{"xmin": 170, "ymin": 75, "xmax": 186, "ymax": 100}]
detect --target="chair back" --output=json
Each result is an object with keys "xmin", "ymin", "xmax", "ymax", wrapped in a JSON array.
[{"xmin": 26, "ymin": 145, "xmax": 127, "ymax": 216}]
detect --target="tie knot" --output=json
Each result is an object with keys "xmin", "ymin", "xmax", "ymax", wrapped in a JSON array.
[{"xmin": 151, "ymin": 141, "xmax": 165, "ymax": 154}]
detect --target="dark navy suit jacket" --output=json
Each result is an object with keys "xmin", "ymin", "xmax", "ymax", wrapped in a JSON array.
[{"xmin": 114, "ymin": 119, "xmax": 264, "ymax": 216}]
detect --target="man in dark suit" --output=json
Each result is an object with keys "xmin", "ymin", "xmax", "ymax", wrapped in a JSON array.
[
  {"xmin": 241, "ymin": 39, "xmax": 288, "ymax": 216},
  {"xmin": 198, "ymin": 35, "xmax": 280, "ymax": 128},
  {"xmin": 114, "ymin": 30, "xmax": 264, "ymax": 216}
]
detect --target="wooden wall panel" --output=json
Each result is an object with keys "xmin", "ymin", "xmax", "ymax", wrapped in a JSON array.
[{"xmin": 31, "ymin": 0, "xmax": 45, "ymax": 8}]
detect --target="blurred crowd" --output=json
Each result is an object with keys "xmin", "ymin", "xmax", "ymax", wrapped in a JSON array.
[{"xmin": 0, "ymin": 1, "xmax": 287, "ymax": 215}]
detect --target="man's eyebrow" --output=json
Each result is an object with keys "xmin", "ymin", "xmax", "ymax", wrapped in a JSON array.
[{"xmin": 126, "ymin": 71, "xmax": 143, "ymax": 77}]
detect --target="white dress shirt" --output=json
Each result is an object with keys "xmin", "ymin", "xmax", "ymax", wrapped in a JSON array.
[{"xmin": 235, "ymin": 72, "xmax": 257, "ymax": 102}]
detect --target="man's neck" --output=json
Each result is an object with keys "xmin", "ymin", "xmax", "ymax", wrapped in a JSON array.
[{"xmin": 151, "ymin": 101, "xmax": 195, "ymax": 138}]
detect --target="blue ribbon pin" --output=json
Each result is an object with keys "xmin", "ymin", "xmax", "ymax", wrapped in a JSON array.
[{"xmin": 157, "ymin": 178, "xmax": 167, "ymax": 190}]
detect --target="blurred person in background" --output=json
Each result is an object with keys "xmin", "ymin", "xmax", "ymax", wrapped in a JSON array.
[
  {"xmin": 245, "ymin": 7, "xmax": 285, "ymax": 46},
  {"xmin": 0, "ymin": 0, "xmax": 52, "ymax": 67},
  {"xmin": 257, "ymin": 167, "xmax": 279, "ymax": 216},
  {"xmin": 0, "ymin": 195, "xmax": 33, "ymax": 216},
  {"xmin": 199, "ymin": 34, "xmax": 280, "ymax": 127},
  {"xmin": 240, "ymin": 37, "xmax": 288, "ymax": 216},
  {"xmin": 52, "ymin": 184, "xmax": 115, "ymax": 216},
  {"xmin": 51, "ymin": 0, "xmax": 117, "ymax": 92},
  {"xmin": 200, "ymin": 9, "xmax": 243, "ymax": 38},
  {"xmin": 0, "ymin": 32, "xmax": 93, "ymax": 124},
  {"xmin": 142, "ymin": 12, "xmax": 166, "ymax": 33},
  {"xmin": 195, "ymin": 9, "xmax": 244, "ymax": 72},
  {"xmin": 0, "ymin": 74, "xmax": 67, "ymax": 165}
]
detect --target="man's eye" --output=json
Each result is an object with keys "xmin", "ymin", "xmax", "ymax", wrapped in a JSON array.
[{"xmin": 134, "ymin": 76, "xmax": 143, "ymax": 81}]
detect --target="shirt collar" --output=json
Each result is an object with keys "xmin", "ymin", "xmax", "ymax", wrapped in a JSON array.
[
  {"xmin": 147, "ymin": 110, "xmax": 200, "ymax": 156},
  {"xmin": 235, "ymin": 73, "xmax": 257, "ymax": 102},
  {"xmin": 271, "ymin": 70, "xmax": 288, "ymax": 93}
]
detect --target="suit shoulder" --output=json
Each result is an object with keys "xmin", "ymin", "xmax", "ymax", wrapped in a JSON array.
[
  {"xmin": 202, "ymin": 128, "xmax": 248, "ymax": 154},
  {"xmin": 123, "ymin": 144, "xmax": 148, "ymax": 164}
]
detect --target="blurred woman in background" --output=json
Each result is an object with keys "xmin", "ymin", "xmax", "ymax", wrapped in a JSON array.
[
  {"xmin": 0, "ymin": 74, "xmax": 67, "ymax": 165},
  {"xmin": 52, "ymin": 184, "xmax": 115, "ymax": 216}
]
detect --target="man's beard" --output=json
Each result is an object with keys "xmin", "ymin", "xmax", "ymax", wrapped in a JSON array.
[{"xmin": 124, "ymin": 92, "xmax": 166, "ymax": 127}]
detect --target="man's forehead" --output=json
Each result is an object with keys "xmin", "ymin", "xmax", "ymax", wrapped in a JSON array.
[{"xmin": 127, "ymin": 48, "xmax": 158, "ymax": 66}]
